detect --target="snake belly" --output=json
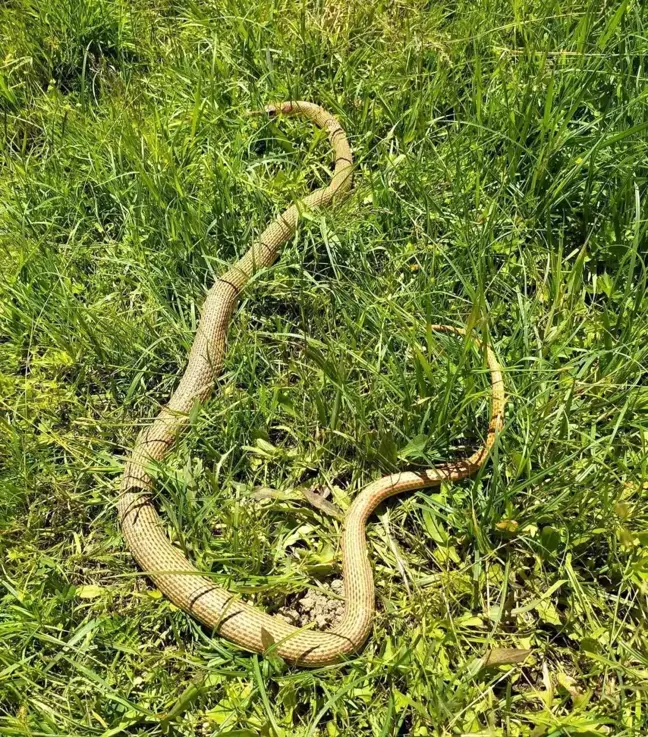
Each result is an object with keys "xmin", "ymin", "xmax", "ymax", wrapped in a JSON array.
[{"xmin": 118, "ymin": 101, "xmax": 505, "ymax": 666}]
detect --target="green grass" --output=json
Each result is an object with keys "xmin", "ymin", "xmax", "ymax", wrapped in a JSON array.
[{"xmin": 1, "ymin": 0, "xmax": 648, "ymax": 734}]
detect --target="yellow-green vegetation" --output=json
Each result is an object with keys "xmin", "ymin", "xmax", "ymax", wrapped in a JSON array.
[{"xmin": 1, "ymin": 0, "xmax": 647, "ymax": 735}]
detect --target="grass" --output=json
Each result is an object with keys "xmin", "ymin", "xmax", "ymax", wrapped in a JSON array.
[{"xmin": 1, "ymin": 0, "xmax": 648, "ymax": 734}]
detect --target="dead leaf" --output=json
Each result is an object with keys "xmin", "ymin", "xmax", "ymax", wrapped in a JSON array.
[
  {"xmin": 482, "ymin": 647, "xmax": 532, "ymax": 668},
  {"xmin": 298, "ymin": 486, "xmax": 344, "ymax": 520}
]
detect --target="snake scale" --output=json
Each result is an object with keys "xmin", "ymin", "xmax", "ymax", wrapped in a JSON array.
[{"xmin": 119, "ymin": 101, "xmax": 505, "ymax": 666}]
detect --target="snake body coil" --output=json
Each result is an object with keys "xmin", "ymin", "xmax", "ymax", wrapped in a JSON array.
[{"xmin": 119, "ymin": 102, "xmax": 505, "ymax": 666}]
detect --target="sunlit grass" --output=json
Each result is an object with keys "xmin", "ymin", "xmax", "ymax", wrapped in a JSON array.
[{"xmin": 1, "ymin": 0, "xmax": 648, "ymax": 735}]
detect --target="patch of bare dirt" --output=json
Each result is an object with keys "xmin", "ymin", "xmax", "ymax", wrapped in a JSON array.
[{"xmin": 276, "ymin": 579, "xmax": 345, "ymax": 629}]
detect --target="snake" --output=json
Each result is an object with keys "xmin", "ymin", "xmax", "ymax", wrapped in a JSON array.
[{"xmin": 118, "ymin": 101, "xmax": 505, "ymax": 667}]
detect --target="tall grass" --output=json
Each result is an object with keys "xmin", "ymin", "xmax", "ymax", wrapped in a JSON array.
[{"xmin": 1, "ymin": 0, "xmax": 648, "ymax": 735}]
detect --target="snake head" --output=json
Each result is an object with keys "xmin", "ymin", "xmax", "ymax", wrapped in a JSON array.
[
  {"xmin": 266, "ymin": 102, "xmax": 296, "ymax": 117},
  {"xmin": 245, "ymin": 103, "xmax": 285, "ymax": 119}
]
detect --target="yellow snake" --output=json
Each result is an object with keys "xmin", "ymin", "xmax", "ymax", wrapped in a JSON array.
[{"xmin": 119, "ymin": 101, "xmax": 505, "ymax": 666}]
